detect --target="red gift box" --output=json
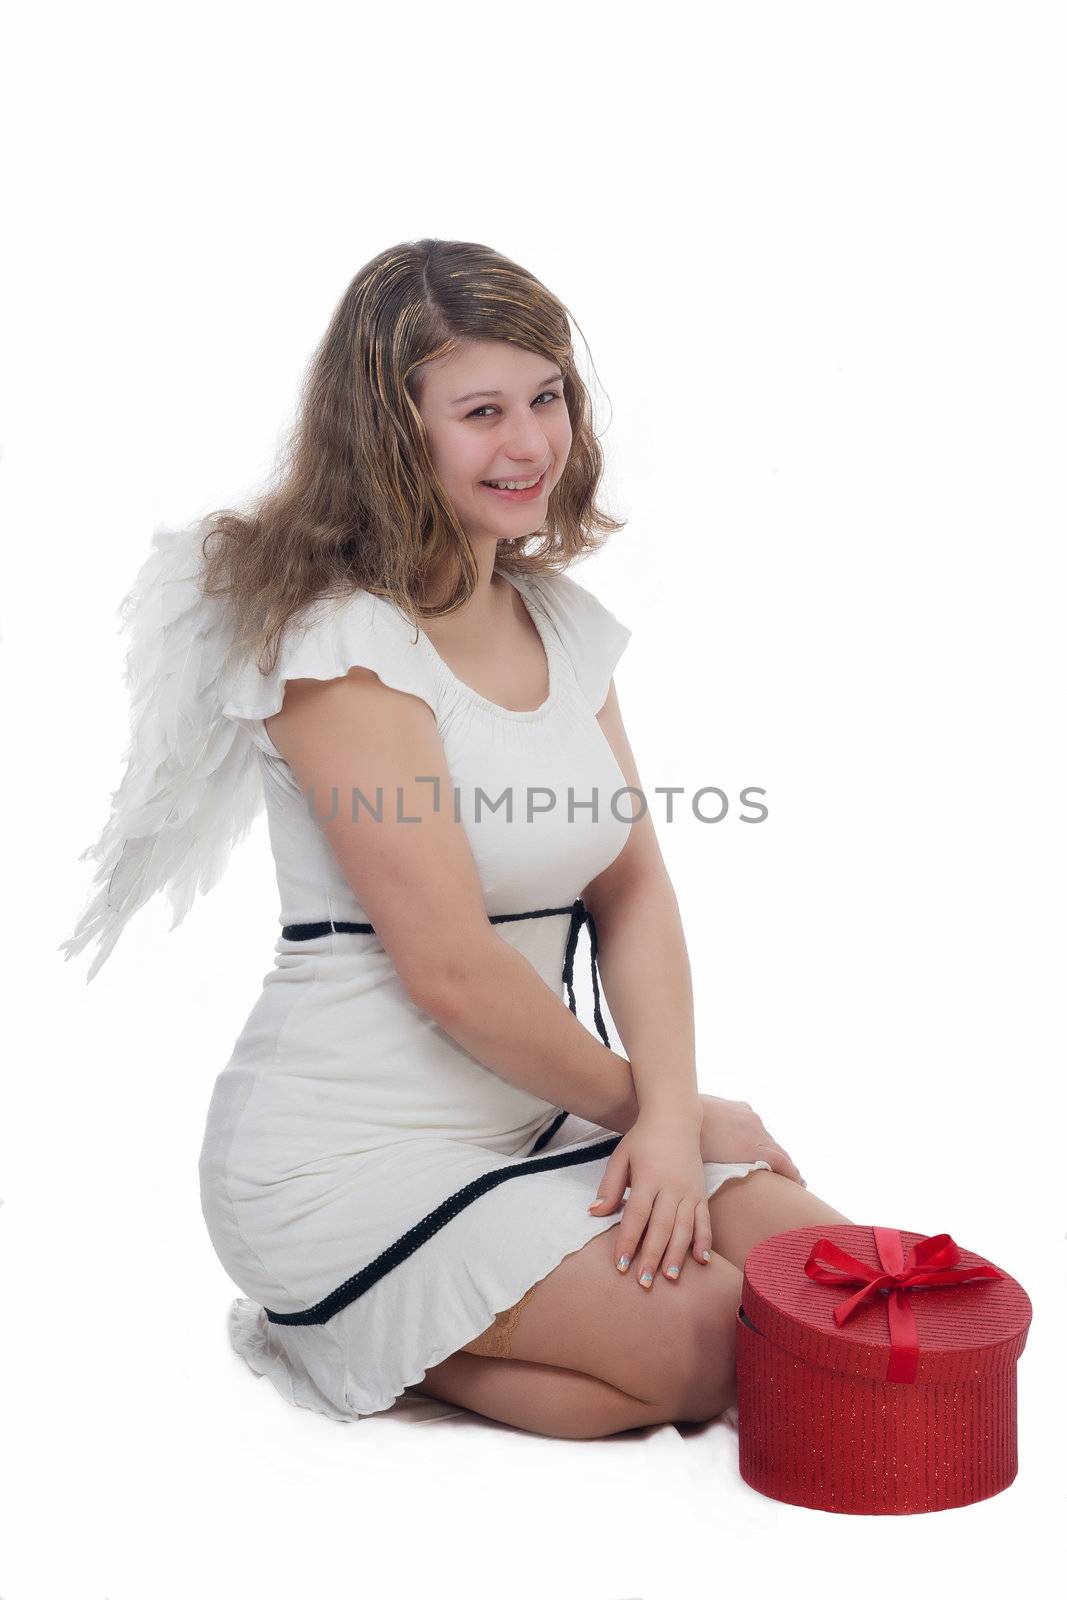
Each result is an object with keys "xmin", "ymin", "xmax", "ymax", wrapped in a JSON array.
[{"xmin": 735, "ymin": 1224, "xmax": 1032, "ymax": 1514}]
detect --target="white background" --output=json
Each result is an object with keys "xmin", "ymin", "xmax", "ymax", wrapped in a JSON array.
[{"xmin": 3, "ymin": 2, "xmax": 1063, "ymax": 1597}]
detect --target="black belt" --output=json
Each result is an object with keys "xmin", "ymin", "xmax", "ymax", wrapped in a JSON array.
[{"xmin": 281, "ymin": 897, "xmax": 611, "ymax": 1155}]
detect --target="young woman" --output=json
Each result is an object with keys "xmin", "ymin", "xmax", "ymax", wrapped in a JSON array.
[{"xmin": 63, "ymin": 238, "xmax": 852, "ymax": 1439}]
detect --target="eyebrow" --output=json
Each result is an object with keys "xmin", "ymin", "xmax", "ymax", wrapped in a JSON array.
[{"xmin": 450, "ymin": 371, "xmax": 565, "ymax": 405}]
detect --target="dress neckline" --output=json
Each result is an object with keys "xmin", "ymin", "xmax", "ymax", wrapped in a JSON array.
[{"xmin": 414, "ymin": 569, "xmax": 560, "ymax": 722}]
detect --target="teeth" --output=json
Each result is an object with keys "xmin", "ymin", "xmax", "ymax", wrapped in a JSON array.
[{"xmin": 485, "ymin": 474, "xmax": 541, "ymax": 490}]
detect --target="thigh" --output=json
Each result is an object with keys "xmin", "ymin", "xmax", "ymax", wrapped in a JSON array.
[
  {"xmin": 706, "ymin": 1168, "xmax": 854, "ymax": 1271},
  {"xmin": 461, "ymin": 1282, "xmax": 540, "ymax": 1359},
  {"xmin": 453, "ymin": 1220, "xmax": 744, "ymax": 1418}
]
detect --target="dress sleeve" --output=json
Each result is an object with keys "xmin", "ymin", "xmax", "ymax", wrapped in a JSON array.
[
  {"xmin": 218, "ymin": 589, "xmax": 440, "ymax": 757},
  {"xmin": 525, "ymin": 568, "xmax": 632, "ymax": 714}
]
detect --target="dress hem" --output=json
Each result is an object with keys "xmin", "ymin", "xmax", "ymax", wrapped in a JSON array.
[{"xmin": 226, "ymin": 1158, "xmax": 774, "ymax": 1423}]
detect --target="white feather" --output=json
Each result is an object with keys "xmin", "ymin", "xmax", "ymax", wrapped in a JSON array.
[{"xmin": 59, "ymin": 516, "xmax": 265, "ymax": 982}]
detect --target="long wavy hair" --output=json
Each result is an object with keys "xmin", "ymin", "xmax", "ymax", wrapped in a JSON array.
[{"xmin": 198, "ymin": 237, "xmax": 626, "ymax": 676}]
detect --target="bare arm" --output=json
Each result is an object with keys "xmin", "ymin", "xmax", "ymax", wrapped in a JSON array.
[
  {"xmin": 416, "ymin": 941, "xmax": 640, "ymax": 1133},
  {"xmin": 578, "ymin": 686, "xmax": 804, "ymax": 1182},
  {"xmin": 578, "ymin": 680, "xmax": 702, "ymax": 1129},
  {"xmin": 264, "ymin": 666, "xmax": 642, "ymax": 1133}
]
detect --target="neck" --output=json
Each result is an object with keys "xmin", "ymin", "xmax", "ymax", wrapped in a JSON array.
[{"xmin": 421, "ymin": 543, "xmax": 508, "ymax": 620}]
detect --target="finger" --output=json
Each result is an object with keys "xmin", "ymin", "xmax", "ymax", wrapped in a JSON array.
[
  {"xmin": 775, "ymin": 1148, "xmax": 808, "ymax": 1185},
  {"xmin": 778, "ymin": 1150, "xmax": 804, "ymax": 1184},
  {"xmin": 661, "ymin": 1199, "xmax": 700, "ymax": 1283},
  {"xmin": 634, "ymin": 1192, "xmax": 683, "ymax": 1291},
  {"xmin": 615, "ymin": 1188, "xmax": 655, "ymax": 1275},
  {"xmin": 589, "ymin": 1147, "xmax": 628, "ymax": 1214},
  {"xmin": 691, "ymin": 1195, "xmax": 714, "ymax": 1266},
  {"xmin": 757, "ymin": 1140, "xmax": 803, "ymax": 1186},
  {"xmin": 769, "ymin": 1149, "xmax": 803, "ymax": 1184}
]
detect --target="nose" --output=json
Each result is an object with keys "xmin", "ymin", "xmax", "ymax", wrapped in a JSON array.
[{"xmin": 499, "ymin": 411, "xmax": 553, "ymax": 467}]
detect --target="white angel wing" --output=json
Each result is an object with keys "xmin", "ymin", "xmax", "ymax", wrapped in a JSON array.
[{"xmin": 59, "ymin": 515, "xmax": 265, "ymax": 982}]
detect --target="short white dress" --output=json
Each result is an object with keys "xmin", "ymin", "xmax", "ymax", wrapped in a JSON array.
[{"xmin": 197, "ymin": 565, "xmax": 771, "ymax": 1422}]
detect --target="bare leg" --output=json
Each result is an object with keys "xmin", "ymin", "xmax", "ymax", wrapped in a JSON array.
[
  {"xmin": 408, "ymin": 1350, "xmax": 675, "ymax": 1439},
  {"xmin": 706, "ymin": 1169, "xmax": 854, "ymax": 1272},
  {"xmin": 461, "ymin": 1282, "xmax": 538, "ymax": 1358},
  {"xmin": 415, "ymin": 1230, "xmax": 744, "ymax": 1434}
]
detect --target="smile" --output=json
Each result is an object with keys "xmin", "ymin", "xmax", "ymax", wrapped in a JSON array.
[{"xmin": 479, "ymin": 468, "xmax": 549, "ymax": 502}]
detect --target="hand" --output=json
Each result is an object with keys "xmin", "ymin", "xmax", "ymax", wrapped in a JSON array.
[
  {"xmin": 588, "ymin": 1106, "xmax": 711, "ymax": 1288},
  {"xmin": 698, "ymin": 1092, "xmax": 806, "ymax": 1186}
]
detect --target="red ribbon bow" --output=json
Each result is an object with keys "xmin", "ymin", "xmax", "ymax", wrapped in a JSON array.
[{"xmin": 803, "ymin": 1227, "xmax": 1005, "ymax": 1383}]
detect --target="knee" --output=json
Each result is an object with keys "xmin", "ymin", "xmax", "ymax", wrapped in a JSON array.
[{"xmin": 659, "ymin": 1252, "xmax": 743, "ymax": 1424}]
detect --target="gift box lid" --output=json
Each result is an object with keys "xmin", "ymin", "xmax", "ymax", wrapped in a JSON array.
[{"xmin": 740, "ymin": 1224, "xmax": 1032, "ymax": 1385}]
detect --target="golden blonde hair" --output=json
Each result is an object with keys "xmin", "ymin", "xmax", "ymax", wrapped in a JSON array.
[{"xmin": 199, "ymin": 237, "xmax": 627, "ymax": 675}]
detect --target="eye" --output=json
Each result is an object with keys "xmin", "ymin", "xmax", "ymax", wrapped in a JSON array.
[{"xmin": 467, "ymin": 390, "xmax": 562, "ymax": 420}]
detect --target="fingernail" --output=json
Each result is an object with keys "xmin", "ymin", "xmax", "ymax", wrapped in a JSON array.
[
  {"xmin": 702, "ymin": 1249, "xmax": 711, "ymax": 1262},
  {"xmin": 616, "ymin": 1254, "xmax": 630, "ymax": 1272},
  {"xmin": 639, "ymin": 1270, "xmax": 654, "ymax": 1287},
  {"xmin": 665, "ymin": 1264, "xmax": 680, "ymax": 1279}
]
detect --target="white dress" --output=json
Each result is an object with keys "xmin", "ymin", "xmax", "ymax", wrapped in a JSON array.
[{"xmin": 197, "ymin": 566, "xmax": 771, "ymax": 1422}]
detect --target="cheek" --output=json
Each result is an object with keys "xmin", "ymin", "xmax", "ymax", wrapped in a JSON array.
[
  {"xmin": 550, "ymin": 411, "xmax": 573, "ymax": 465},
  {"xmin": 435, "ymin": 437, "xmax": 487, "ymax": 490}
]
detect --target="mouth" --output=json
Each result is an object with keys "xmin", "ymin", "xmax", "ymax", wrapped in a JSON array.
[{"xmin": 479, "ymin": 467, "xmax": 549, "ymax": 503}]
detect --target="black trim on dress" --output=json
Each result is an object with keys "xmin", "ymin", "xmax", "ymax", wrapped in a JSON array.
[
  {"xmin": 261, "ymin": 1131, "xmax": 622, "ymax": 1325},
  {"xmin": 263, "ymin": 899, "xmax": 619, "ymax": 1326}
]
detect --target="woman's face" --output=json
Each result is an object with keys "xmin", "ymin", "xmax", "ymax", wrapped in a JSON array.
[{"xmin": 414, "ymin": 337, "xmax": 573, "ymax": 545}]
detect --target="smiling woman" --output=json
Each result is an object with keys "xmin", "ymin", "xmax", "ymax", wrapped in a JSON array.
[
  {"xmin": 411, "ymin": 337, "xmax": 571, "ymax": 548},
  {"xmin": 63, "ymin": 237, "xmax": 813, "ymax": 1441},
  {"xmin": 181, "ymin": 239, "xmax": 627, "ymax": 668}
]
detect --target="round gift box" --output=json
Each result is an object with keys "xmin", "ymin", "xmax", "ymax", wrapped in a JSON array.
[{"xmin": 735, "ymin": 1224, "xmax": 1032, "ymax": 1515}]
